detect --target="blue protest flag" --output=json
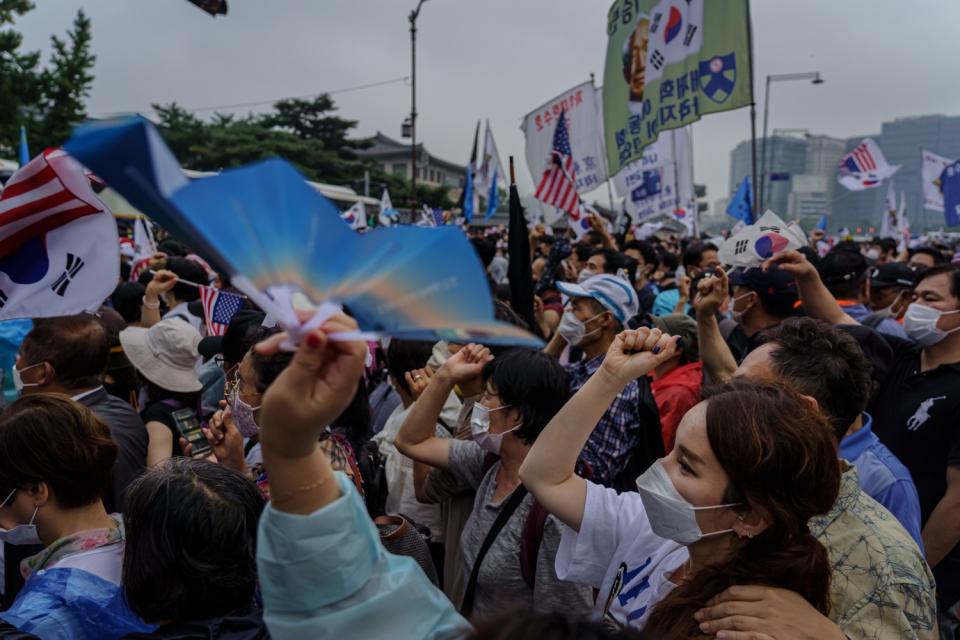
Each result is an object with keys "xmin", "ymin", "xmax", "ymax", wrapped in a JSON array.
[
  {"xmin": 484, "ymin": 167, "xmax": 500, "ymax": 221},
  {"xmin": 726, "ymin": 176, "xmax": 754, "ymax": 225},
  {"xmin": 66, "ymin": 117, "xmax": 541, "ymax": 347},
  {"xmin": 941, "ymin": 161, "xmax": 960, "ymax": 228},
  {"xmin": 17, "ymin": 127, "xmax": 29, "ymax": 167},
  {"xmin": 816, "ymin": 214, "xmax": 828, "ymax": 231}
]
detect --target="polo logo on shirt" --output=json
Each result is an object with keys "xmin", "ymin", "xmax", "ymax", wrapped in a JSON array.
[{"xmin": 906, "ymin": 396, "xmax": 947, "ymax": 431}]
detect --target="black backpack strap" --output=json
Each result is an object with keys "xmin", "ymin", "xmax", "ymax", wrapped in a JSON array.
[{"xmin": 460, "ymin": 485, "xmax": 528, "ymax": 618}]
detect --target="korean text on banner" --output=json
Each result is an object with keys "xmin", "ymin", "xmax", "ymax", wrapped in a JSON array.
[
  {"xmin": 602, "ymin": 0, "xmax": 751, "ymax": 175},
  {"xmin": 522, "ymin": 80, "xmax": 608, "ymax": 197},
  {"xmin": 613, "ymin": 126, "xmax": 694, "ymax": 223}
]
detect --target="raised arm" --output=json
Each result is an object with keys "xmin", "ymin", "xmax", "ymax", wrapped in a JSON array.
[
  {"xmin": 395, "ymin": 344, "xmax": 492, "ymax": 470},
  {"xmin": 693, "ymin": 269, "xmax": 737, "ymax": 383},
  {"xmin": 765, "ymin": 251, "xmax": 858, "ymax": 326},
  {"xmin": 519, "ymin": 328, "xmax": 679, "ymax": 531},
  {"xmin": 140, "ymin": 269, "xmax": 177, "ymax": 328},
  {"xmin": 255, "ymin": 313, "xmax": 367, "ymax": 514}
]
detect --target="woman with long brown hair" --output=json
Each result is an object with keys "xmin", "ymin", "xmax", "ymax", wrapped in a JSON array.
[{"xmin": 519, "ymin": 327, "xmax": 841, "ymax": 634}]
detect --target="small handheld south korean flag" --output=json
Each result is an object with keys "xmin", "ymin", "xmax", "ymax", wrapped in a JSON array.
[{"xmin": 718, "ymin": 210, "xmax": 807, "ymax": 268}]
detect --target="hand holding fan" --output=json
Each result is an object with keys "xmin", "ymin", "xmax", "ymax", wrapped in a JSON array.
[{"xmin": 65, "ymin": 117, "xmax": 540, "ymax": 348}]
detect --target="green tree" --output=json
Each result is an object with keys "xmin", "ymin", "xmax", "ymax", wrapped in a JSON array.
[
  {"xmin": 34, "ymin": 9, "xmax": 95, "ymax": 149},
  {"xmin": 0, "ymin": 0, "xmax": 42, "ymax": 157}
]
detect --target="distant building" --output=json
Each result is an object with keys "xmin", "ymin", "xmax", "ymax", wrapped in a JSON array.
[
  {"xmin": 729, "ymin": 134, "xmax": 813, "ymax": 218},
  {"xmin": 834, "ymin": 115, "xmax": 960, "ymax": 232},
  {"xmin": 357, "ymin": 132, "xmax": 466, "ymax": 195}
]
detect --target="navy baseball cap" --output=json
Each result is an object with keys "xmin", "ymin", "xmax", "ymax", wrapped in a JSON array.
[{"xmin": 729, "ymin": 266, "xmax": 798, "ymax": 306}]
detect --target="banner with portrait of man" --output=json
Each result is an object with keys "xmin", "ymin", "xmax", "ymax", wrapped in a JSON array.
[{"xmin": 602, "ymin": 0, "xmax": 752, "ymax": 176}]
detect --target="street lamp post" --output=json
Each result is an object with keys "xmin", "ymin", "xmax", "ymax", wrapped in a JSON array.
[
  {"xmin": 760, "ymin": 72, "xmax": 823, "ymax": 211},
  {"xmin": 409, "ymin": 0, "xmax": 429, "ymax": 216}
]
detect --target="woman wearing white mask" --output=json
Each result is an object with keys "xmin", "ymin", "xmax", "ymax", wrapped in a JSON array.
[
  {"xmin": 519, "ymin": 327, "xmax": 841, "ymax": 634},
  {"xmin": 0, "ymin": 394, "xmax": 153, "ymax": 638},
  {"xmin": 395, "ymin": 346, "xmax": 593, "ymax": 619}
]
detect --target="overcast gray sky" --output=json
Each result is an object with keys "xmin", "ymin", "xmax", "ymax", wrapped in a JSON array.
[{"xmin": 13, "ymin": 0, "xmax": 960, "ymax": 209}]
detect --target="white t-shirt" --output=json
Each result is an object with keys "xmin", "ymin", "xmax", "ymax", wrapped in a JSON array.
[{"xmin": 555, "ymin": 480, "xmax": 688, "ymax": 629}]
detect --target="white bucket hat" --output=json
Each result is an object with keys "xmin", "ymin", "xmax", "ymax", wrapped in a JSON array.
[{"xmin": 120, "ymin": 319, "xmax": 202, "ymax": 393}]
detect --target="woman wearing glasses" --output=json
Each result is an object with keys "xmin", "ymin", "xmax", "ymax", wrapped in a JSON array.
[
  {"xmin": 190, "ymin": 327, "xmax": 365, "ymax": 500},
  {"xmin": 395, "ymin": 346, "xmax": 593, "ymax": 620}
]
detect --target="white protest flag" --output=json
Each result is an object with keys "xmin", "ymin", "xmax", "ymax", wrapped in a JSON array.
[
  {"xmin": 922, "ymin": 149, "xmax": 953, "ymax": 212},
  {"xmin": 718, "ymin": 210, "xmax": 804, "ymax": 269},
  {"xmin": 132, "ymin": 216, "xmax": 157, "ymax": 262},
  {"xmin": 0, "ymin": 149, "xmax": 118, "ymax": 319},
  {"xmin": 522, "ymin": 80, "xmax": 608, "ymax": 202},
  {"xmin": 614, "ymin": 127, "xmax": 695, "ymax": 225},
  {"xmin": 880, "ymin": 181, "xmax": 898, "ymax": 239},
  {"xmin": 897, "ymin": 191, "xmax": 910, "ymax": 252},
  {"xmin": 379, "ymin": 189, "xmax": 398, "ymax": 227},
  {"xmin": 340, "ymin": 201, "xmax": 367, "ymax": 231},
  {"xmin": 837, "ymin": 138, "xmax": 900, "ymax": 192},
  {"xmin": 476, "ymin": 121, "xmax": 505, "ymax": 219}
]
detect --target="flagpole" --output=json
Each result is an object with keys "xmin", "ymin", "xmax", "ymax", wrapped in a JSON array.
[
  {"xmin": 590, "ymin": 73, "xmax": 617, "ymax": 219},
  {"xmin": 745, "ymin": 0, "xmax": 759, "ymax": 217}
]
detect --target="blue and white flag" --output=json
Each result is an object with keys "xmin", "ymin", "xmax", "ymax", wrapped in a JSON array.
[
  {"xmin": 726, "ymin": 176, "xmax": 754, "ymax": 225},
  {"xmin": 341, "ymin": 201, "xmax": 367, "ymax": 231},
  {"xmin": 378, "ymin": 189, "xmax": 398, "ymax": 227},
  {"xmin": 816, "ymin": 214, "xmax": 828, "ymax": 231},
  {"xmin": 476, "ymin": 121, "xmax": 504, "ymax": 221}
]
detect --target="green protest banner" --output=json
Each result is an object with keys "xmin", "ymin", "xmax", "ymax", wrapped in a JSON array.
[{"xmin": 603, "ymin": 0, "xmax": 752, "ymax": 176}]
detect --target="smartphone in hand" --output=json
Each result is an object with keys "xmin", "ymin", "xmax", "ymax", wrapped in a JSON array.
[{"xmin": 172, "ymin": 408, "xmax": 212, "ymax": 458}]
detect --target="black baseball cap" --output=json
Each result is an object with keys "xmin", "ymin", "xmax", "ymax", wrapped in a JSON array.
[
  {"xmin": 729, "ymin": 266, "xmax": 798, "ymax": 307},
  {"xmin": 869, "ymin": 262, "xmax": 918, "ymax": 289},
  {"xmin": 818, "ymin": 249, "xmax": 868, "ymax": 285},
  {"xmin": 197, "ymin": 310, "xmax": 266, "ymax": 365}
]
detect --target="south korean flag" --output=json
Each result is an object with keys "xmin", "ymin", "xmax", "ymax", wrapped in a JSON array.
[
  {"xmin": 645, "ymin": 0, "xmax": 704, "ymax": 85},
  {"xmin": 718, "ymin": 210, "xmax": 807, "ymax": 269}
]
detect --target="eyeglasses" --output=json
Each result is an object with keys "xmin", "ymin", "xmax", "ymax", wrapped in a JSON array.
[{"xmin": 223, "ymin": 364, "xmax": 262, "ymax": 403}]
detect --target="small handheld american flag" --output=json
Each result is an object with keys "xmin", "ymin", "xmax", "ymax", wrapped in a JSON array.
[
  {"xmin": 534, "ymin": 110, "xmax": 580, "ymax": 216},
  {"xmin": 199, "ymin": 285, "xmax": 244, "ymax": 336}
]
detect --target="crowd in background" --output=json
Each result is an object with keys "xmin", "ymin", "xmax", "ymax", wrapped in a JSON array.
[{"xmin": 0, "ymin": 214, "xmax": 957, "ymax": 639}]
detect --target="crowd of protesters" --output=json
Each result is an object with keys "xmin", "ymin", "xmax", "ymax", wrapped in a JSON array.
[{"xmin": 0, "ymin": 213, "xmax": 956, "ymax": 640}]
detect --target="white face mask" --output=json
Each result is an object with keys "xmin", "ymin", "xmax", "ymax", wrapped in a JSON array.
[
  {"xmin": 0, "ymin": 488, "xmax": 41, "ymax": 546},
  {"xmin": 635, "ymin": 460, "xmax": 741, "ymax": 545},
  {"xmin": 557, "ymin": 310, "xmax": 604, "ymax": 347},
  {"xmin": 470, "ymin": 404, "xmax": 520, "ymax": 455},
  {"xmin": 729, "ymin": 293, "xmax": 754, "ymax": 324},
  {"xmin": 577, "ymin": 268, "xmax": 597, "ymax": 284},
  {"xmin": 12, "ymin": 361, "xmax": 43, "ymax": 393},
  {"xmin": 865, "ymin": 248, "xmax": 880, "ymax": 262},
  {"xmin": 904, "ymin": 303, "xmax": 960, "ymax": 347}
]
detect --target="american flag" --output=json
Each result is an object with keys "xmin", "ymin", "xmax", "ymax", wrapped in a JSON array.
[
  {"xmin": 0, "ymin": 148, "xmax": 103, "ymax": 258},
  {"xmin": 839, "ymin": 141, "xmax": 878, "ymax": 175},
  {"xmin": 534, "ymin": 110, "xmax": 580, "ymax": 215},
  {"xmin": 199, "ymin": 285, "xmax": 244, "ymax": 336}
]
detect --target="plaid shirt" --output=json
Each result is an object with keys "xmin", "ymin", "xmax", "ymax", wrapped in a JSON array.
[{"xmin": 566, "ymin": 353, "xmax": 643, "ymax": 486}]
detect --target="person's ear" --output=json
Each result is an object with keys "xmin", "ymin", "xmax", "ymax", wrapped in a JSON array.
[
  {"xmin": 799, "ymin": 393, "xmax": 820, "ymax": 414},
  {"xmin": 37, "ymin": 363, "xmax": 55, "ymax": 387},
  {"xmin": 25, "ymin": 483, "xmax": 49, "ymax": 508},
  {"xmin": 733, "ymin": 507, "xmax": 769, "ymax": 539}
]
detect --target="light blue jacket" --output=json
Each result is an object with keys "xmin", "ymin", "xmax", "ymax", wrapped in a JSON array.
[{"xmin": 257, "ymin": 472, "xmax": 471, "ymax": 639}]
